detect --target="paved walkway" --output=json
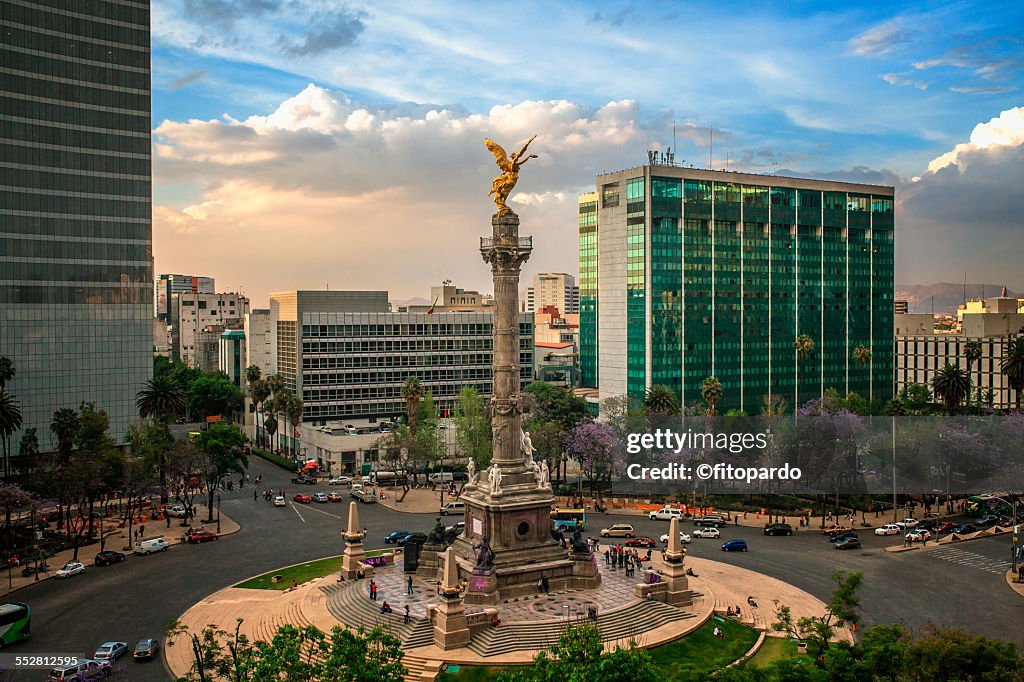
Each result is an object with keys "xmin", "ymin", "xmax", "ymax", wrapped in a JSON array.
[
  {"xmin": 167, "ymin": 547, "xmax": 846, "ymax": 680},
  {"xmin": 0, "ymin": 506, "xmax": 240, "ymax": 597},
  {"xmin": 1007, "ymin": 570, "xmax": 1024, "ymax": 599}
]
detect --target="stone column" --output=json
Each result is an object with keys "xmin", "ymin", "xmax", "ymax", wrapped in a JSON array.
[
  {"xmin": 660, "ymin": 517, "xmax": 693, "ymax": 606},
  {"xmin": 432, "ymin": 547, "xmax": 470, "ymax": 649},
  {"xmin": 339, "ymin": 501, "xmax": 368, "ymax": 580}
]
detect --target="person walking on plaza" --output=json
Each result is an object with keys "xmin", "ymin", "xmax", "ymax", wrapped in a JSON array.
[
  {"xmin": 407, "ymin": 575, "xmax": 413, "ymax": 595},
  {"xmin": 370, "ymin": 580, "xmax": 378, "ymax": 601},
  {"xmin": 404, "ymin": 604, "xmax": 410, "ymax": 624},
  {"xmin": 254, "ymin": 488, "xmax": 258, "ymax": 501}
]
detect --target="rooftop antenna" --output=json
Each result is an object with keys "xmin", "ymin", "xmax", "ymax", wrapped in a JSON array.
[
  {"xmin": 672, "ymin": 119, "xmax": 677, "ymax": 159},
  {"xmin": 708, "ymin": 126, "xmax": 713, "ymax": 169}
]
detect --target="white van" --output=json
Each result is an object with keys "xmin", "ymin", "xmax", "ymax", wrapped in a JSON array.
[
  {"xmin": 440, "ymin": 501, "xmax": 465, "ymax": 516},
  {"xmin": 429, "ymin": 472, "xmax": 455, "ymax": 484},
  {"xmin": 134, "ymin": 536, "xmax": 169, "ymax": 555}
]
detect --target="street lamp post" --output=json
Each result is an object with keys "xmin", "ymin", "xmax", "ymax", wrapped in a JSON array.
[{"xmin": 216, "ymin": 493, "xmax": 222, "ymax": 534}]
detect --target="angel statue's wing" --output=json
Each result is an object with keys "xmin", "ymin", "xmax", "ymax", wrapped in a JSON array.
[{"xmin": 484, "ymin": 139, "xmax": 509, "ymax": 168}]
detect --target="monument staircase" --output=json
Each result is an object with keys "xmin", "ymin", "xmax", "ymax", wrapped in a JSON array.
[{"xmin": 320, "ymin": 582, "xmax": 434, "ymax": 648}]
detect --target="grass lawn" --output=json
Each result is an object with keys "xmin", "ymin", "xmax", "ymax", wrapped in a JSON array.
[
  {"xmin": 647, "ymin": 617, "xmax": 759, "ymax": 677},
  {"xmin": 746, "ymin": 635, "xmax": 799, "ymax": 668},
  {"xmin": 442, "ymin": 665, "xmax": 511, "ymax": 680},
  {"xmin": 236, "ymin": 550, "xmax": 392, "ymax": 590}
]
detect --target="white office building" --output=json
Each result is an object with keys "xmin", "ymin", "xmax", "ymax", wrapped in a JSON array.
[
  {"xmin": 176, "ymin": 292, "xmax": 250, "ymax": 367},
  {"xmin": 526, "ymin": 273, "xmax": 579, "ymax": 315}
]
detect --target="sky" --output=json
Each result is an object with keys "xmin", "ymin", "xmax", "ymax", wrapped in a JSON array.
[{"xmin": 150, "ymin": 0, "xmax": 1024, "ymax": 306}]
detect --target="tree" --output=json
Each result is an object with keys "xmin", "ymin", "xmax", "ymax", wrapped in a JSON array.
[
  {"xmin": 0, "ymin": 482, "xmax": 34, "ymax": 573},
  {"xmin": 524, "ymin": 382, "xmax": 590, "ymax": 431},
  {"xmin": 931, "ymin": 362, "xmax": 970, "ymax": 414},
  {"xmin": 50, "ymin": 407, "xmax": 80, "ymax": 458},
  {"xmin": 963, "ymin": 341, "xmax": 983, "ymax": 405},
  {"xmin": 563, "ymin": 422, "xmax": 618, "ymax": 502},
  {"xmin": 853, "ymin": 344, "xmax": 871, "ymax": 368},
  {"xmin": 400, "ymin": 376, "xmax": 424, "ymax": 431},
  {"xmin": 453, "ymin": 387, "xmax": 491, "ymax": 468},
  {"xmin": 701, "ymin": 376, "xmax": 723, "ymax": 416},
  {"xmin": 0, "ymin": 356, "xmax": 13, "ymax": 390},
  {"xmin": 793, "ymin": 334, "xmax": 815, "ymax": 405},
  {"xmin": 249, "ymin": 378, "xmax": 270, "ymax": 448},
  {"xmin": 772, "ymin": 570, "xmax": 863, "ymax": 660},
  {"xmin": 165, "ymin": 441, "xmax": 204, "ymax": 525},
  {"xmin": 137, "ymin": 374, "xmax": 188, "ymax": 423},
  {"xmin": 196, "ymin": 423, "xmax": 248, "ymax": 521},
  {"xmin": 14, "ymin": 428, "xmax": 39, "ymax": 477},
  {"xmin": 1001, "ymin": 336, "xmax": 1024, "ymax": 410},
  {"xmin": 759, "ymin": 394, "xmax": 788, "ymax": 416},
  {"xmin": 0, "ymin": 389, "xmax": 22, "ymax": 480},
  {"xmin": 67, "ymin": 403, "xmax": 121, "ymax": 559},
  {"xmin": 189, "ymin": 373, "xmax": 244, "ymax": 423},
  {"xmin": 285, "ymin": 394, "xmax": 304, "ymax": 457},
  {"xmin": 499, "ymin": 623, "xmax": 654, "ymax": 682},
  {"xmin": 643, "ymin": 384, "xmax": 679, "ymax": 416}
]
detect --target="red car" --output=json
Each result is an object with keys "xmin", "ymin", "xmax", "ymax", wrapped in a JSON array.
[
  {"xmin": 187, "ymin": 530, "xmax": 218, "ymax": 544},
  {"xmin": 934, "ymin": 521, "xmax": 958, "ymax": 533},
  {"xmin": 293, "ymin": 493, "xmax": 312, "ymax": 503},
  {"xmin": 625, "ymin": 536, "xmax": 657, "ymax": 548}
]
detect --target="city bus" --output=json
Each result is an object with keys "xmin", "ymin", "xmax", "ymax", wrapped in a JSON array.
[
  {"xmin": 0, "ymin": 602, "xmax": 30, "ymax": 646},
  {"xmin": 550, "ymin": 509, "xmax": 586, "ymax": 532},
  {"xmin": 964, "ymin": 494, "xmax": 1013, "ymax": 517}
]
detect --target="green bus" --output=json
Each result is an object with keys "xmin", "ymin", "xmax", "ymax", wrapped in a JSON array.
[
  {"xmin": 0, "ymin": 602, "xmax": 30, "ymax": 646},
  {"xmin": 550, "ymin": 509, "xmax": 586, "ymax": 532}
]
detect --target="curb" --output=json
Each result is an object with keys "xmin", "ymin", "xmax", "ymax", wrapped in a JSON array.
[
  {"xmin": 725, "ymin": 630, "xmax": 766, "ymax": 670},
  {"xmin": 1006, "ymin": 569, "xmax": 1024, "ymax": 599}
]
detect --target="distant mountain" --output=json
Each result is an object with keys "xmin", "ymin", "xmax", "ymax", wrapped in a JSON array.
[{"xmin": 895, "ymin": 283, "xmax": 1019, "ymax": 315}]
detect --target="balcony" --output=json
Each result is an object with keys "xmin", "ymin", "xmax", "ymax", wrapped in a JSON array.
[{"xmin": 480, "ymin": 236, "xmax": 532, "ymax": 250}]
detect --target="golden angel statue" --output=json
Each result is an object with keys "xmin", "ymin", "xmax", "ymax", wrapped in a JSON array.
[{"xmin": 484, "ymin": 135, "xmax": 538, "ymax": 213}]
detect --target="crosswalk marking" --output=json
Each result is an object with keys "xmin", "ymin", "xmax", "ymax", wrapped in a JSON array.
[{"xmin": 927, "ymin": 546, "xmax": 1012, "ymax": 574}]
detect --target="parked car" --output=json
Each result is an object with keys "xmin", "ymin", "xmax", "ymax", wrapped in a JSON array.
[
  {"xmin": 55, "ymin": 561, "xmax": 86, "ymax": 578},
  {"xmin": 905, "ymin": 529, "xmax": 932, "ymax": 542},
  {"xmin": 692, "ymin": 527, "xmax": 721, "ymax": 539},
  {"xmin": 975, "ymin": 514, "xmax": 1001, "ymax": 527},
  {"xmin": 895, "ymin": 518, "xmax": 918, "ymax": 529},
  {"xmin": 649, "ymin": 507, "xmax": 684, "ymax": 521},
  {"xmin": 721, "ymin": 539, "xmax": 748, "ymax": 552},
  {"xmin": 440, "ymin": 501, "xmax": 465, "ymax": 515},
  {"xmin": 134, "ymin": 537, "xmax": 169, "ymax": 555},
  {"xmin": 327, "ymin": 492, "xmax": 344, "ymax": 502},
  {"xmin": 94, "ymin": 551, "xmax": 126, "ymax": 567},
  {"xmin": 600, "ymin": 524, "xmax": 635, "ymax": 538},
  {"xmin": 291, "ymin": 475, "xmax": 316, "ymax": 485},
  {"xmin": 311, "ymin": 492, "xmax": 329, "ymax": 503},
  {"xmin": 951, "ymin": 523, "xmax": 978, "ymax": 534},
  {"xmin": 328, "ymin": 476, "xmax": 352, "ymax": 486},
  {"xmin": 293, "ymin": 493, "xmax": 312, "ymax": 503},
  {"xmin": 694, "ymin": 515, "xmax": 725, "ymax": 527},
  {"xmin": 660, "ymin": 531, "xmax": 692, "ymax": 544},
  {"xmin": 165, "ymin": 504, "xmax": 188, "ymax": 518},
  {"xmin": 763, "ymin": 523, "xmax": 793, "ymax": 536},
  {"xmin": 384, "ymin": 530, "xmax": 412, "ymax": 544},
  {"xmin": 829, "ymin": 531, "xmax": 859, "ymax": 544},
  {"xmin": 917, "ymin": 518, "xmax": 938, "ymax": 531},
  {"xmin": 398, "ymin": 532, "xmax": 428, "ymax": 546},
  {"xmin": 625, "ymin": 536, "xmax": 657, "ymax": 548},
  {"xmin": 351, "ymin": 488, "xmax": 377, "ymax": 503},
  {"xmin": 823, "ymin": 525, "xmax": 852, "ymax": 536},
  {"xmin": 273, "ymin": 495, "xmax": 287, "ymax": 507},
  {"xmin": 934, "ymin": 521, "xmax": 958, "ymax": 533},
  {"xmin": 47, "ymin": 660, "xmax": 110, "ymax": 681},
  {"xmin": 93, "ymin": 642, "xmax": 128, "ymax": 661},
  {"xmin": 874, "ymin": 524, "xmax": 902, "ymax": 536},
  {"xmin": 834, "ymin": 536, "xmax": 862, "ymax": 550},
  {"xmin": 134, "ymin": 638, "xmax": 161, "ymax": 661},
  {"xmin": 187, "ymin": 530, "xmax": 219, "ymax": 544}
]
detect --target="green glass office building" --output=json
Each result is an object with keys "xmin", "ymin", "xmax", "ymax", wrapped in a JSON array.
[{"xmin": 582, "ymin": 165, "xmax": 893, "ymax": 414}]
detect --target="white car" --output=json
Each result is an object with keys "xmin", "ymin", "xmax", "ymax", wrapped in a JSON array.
[
  {"xmin": 659, "ymin": 531, "xmax": 691, "ymax": 544},
  {"xmin": 273, "ymin": 495, "xmax": 287, "ymax": 507},
  {"xmin": 600, "ymin": 524, "xmax": 636, "ymax": 538},
  {"xmin": 649, "ymin": 507, "xmax": 684, "ymax": 521},
  {"xmin": 692, "ymin": 527, "xmax": 721, "ymax": 539},
  {"xmin": 906, "ymin": 529, "xmax": 932, "ymax": 542},
  {"xmin": 55, "ymin": 561, "xmax": 86, "ymax": 578},
  {"xmin": 165, "ymin": 504, "xmax": 188, "ymax": 518},
  {"xmin": 895, "ymin": 518, "xmax": 918, "ymax": 529},
  {"xmin": 874, "ymin": 524, "xmax": 901, "ymax": 536},
  {"xmin": 328, "ymin": 476, "xmax": 352, "ymax": 486}
]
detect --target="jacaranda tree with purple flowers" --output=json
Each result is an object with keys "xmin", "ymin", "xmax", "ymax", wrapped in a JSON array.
[{"xmin": 564, "ymin": 422, "xmax": 620, "ymax": 502}]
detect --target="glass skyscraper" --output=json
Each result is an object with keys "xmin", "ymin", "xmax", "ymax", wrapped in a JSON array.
[
  {"xmin": 0, "ymin": 0, "xmax": 153, "ymax": 445},
  {"xmin": 583, "ymin": 164, "xmax": 894, "ymax": 414}
]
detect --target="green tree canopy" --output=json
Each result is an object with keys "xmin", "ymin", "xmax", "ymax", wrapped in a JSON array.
[
  {"xmin": 499, "ymin": 624, "xmax": 654, "ymax": 682},
  {"xmin": 189, "ymin": 373, "xmax": 244, "ymax": 422},
  {"xmin": 524, "ymin": 381, "xmax": 590, "ymax": 432}
]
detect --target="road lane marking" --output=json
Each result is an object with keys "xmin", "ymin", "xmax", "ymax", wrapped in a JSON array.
[
  {"xmin": 290, "ymin": 503, "xmax": 306, "ymax": 523},
  {"xmin": 299, "ymin": 504, "xmax": 346, "ymax": 521},
  {"xmin": 928, "ymin": 547, "xmax": 1011, "ymax": 574}
]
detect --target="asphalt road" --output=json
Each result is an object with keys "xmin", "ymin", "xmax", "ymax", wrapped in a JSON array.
[{"xmin": 9, "ymin": 457, "xmax": 1023, "ymax": 681}]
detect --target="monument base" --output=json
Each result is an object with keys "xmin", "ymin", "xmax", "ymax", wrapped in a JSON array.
[
  {"xmin": 464, "ymin": 567, "xmax": 500, "ymax": 606},
  {"xmin": 339, "ymin": 542, "xmax": 367, "ymax": 581},
  {"xmin": 570, "ymin": 551, "xmax": 602, "ymax": 590},
  {"xmin": 418, "ymin": 544, "xmax": 444, "ymax": 579},
  {"xmin": 432, "ymin": 596, "xmax": 471, "ymax": 650},
  {"xmin": 661, "ymin": 560, "xmax": 694, "ymax": 607}
]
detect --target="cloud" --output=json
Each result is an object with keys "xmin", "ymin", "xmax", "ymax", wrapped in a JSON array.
[
  {"xmin": 278, "ymin": 7, "xmax": 366, "ymax": 56},
  {"xmin": 881, "ymin": 73, "xmax": 928, "ymax": 90},
  {"xmin": 181, "ymin": 0, "xmax": 275, "ymax": 28},
  {"xmin": 153, "ymin": 86, "xmax": 661, "ymax": 303},
  {"xmin": 949, "ymin": 85, "xmax": 1013, "ymax": 94},
  {"xmin": 925, "ymin": 106, "xmax": 1024, "ymax": 173},
  {"xmin": 849, "ymin": 19, "xmax": 912, "ymax": 56},
  {"xmin": 169, "ymin": 69, "xmax": 206, "ymax": 90}
]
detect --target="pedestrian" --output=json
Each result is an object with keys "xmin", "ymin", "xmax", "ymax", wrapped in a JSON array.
[
  {"xmin": 370, "ymin": 580, "xmax": 377, "ymax": 601},
  {"xmin": 166, "ymin": 515, "xmax": 171, "ymax": 529},
  {"xmin": 542, "ymin": 576, "xmax": 549, "ymax": 593},
  {"xmin": 139, "ymin": 524, "xmax": 145, "ymax": 537},
  {"xmin": 407, "ymin": 575, "xmax": 413, "ymax": 595},
  {"xmin": 734, "ymin": 516, "xmax": 739, "ymax": 526},
  {"xmin": 404, "ymin": 604, "xmax": 410, "ymax": 624},
  {"xmin": 254, "ymin": 489, "xmax": 258, "ymax": 501},
  {"xmin": 604, "ymin": 549, "xmax": 610, "ymax": 566}
]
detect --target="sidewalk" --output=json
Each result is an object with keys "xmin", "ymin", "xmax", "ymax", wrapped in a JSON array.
[
  {"xmin": 0, "ymin": 507, "xmax": 240, "ymax": 597},
  {"xmin": 1006, "ymin": 570, "xmax": 1024, "ymax": 599}
]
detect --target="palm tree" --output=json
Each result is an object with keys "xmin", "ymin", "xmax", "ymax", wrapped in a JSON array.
[
  {"xmin": 136, "ymin": 375, "xmax": 187, "ymax": 423},
  {"xmin": 793, "ymin": 334, "xmax": 815, "ymax": 406},
  {"xmin": 964, "ymin": 341, "xmax": 982, "ymax": 406},
  {"xmin": 0, "ymin": 356, "xmax": 13, "ymax": 390},
  {"xmin": 644, "ymin": 384, "xmax": 679, "ymax": 416},
  {"xmin": 0, "ymin": 389, "xmax": 23, "ymax": 480},
  {"xmin": 700, "ymin": 376, "xmax": 724, "ymax": 416},
  {"xmin": 250, "ymin": 378, "xmax": 270, "ymax": 448},
  {"xmin": 931, "ymin": 363, "xmax": 971, "ymax": 414},
  {"xmin": 401, "ymin": 376, "xmax": 424, "ymax": 431},
  {"xmin": 853, "ymin": 345, "xmax": 871, "ymax": 368},
  {"xmin": 50, "ymin": 407, "xmax": 79, "ymax": 458},
  {"xmin": 760, "ymin": 394, "xmax": 787, "ymax": 416},
  {"xmin": 1001, "ymin": 337, "xmax": 1024, "ymax": 410},
  {"xmin": 286, "ymin": 395, "xmax": 304, "ymax": 457}
]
